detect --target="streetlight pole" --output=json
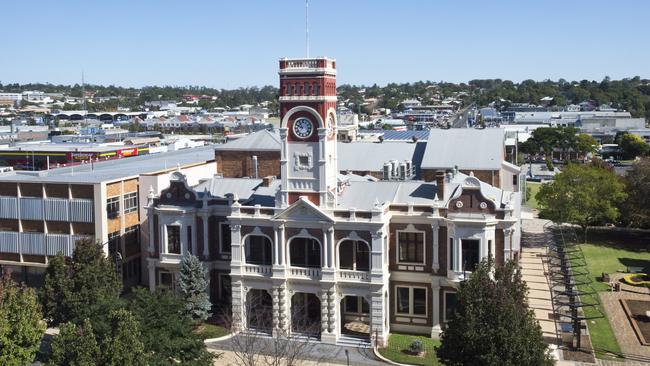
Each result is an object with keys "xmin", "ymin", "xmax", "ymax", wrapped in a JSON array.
[{"xmin": 344, "ymin": 349, "xmax": 349, "ymax": 366}]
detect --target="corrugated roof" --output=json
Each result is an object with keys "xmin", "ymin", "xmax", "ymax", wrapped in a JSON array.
[
  {"xmin": 194, "ymin": 177, "xmax": 262, "ymax": 200},
  {"xmin": 337, "ymin": 141, "xmax": 425, "ymax": 175},
  {"xmin": 0, "ymin": 146, "xmax": 215, "ymax": 183},
  {"xmin": 337, "ymin": 180, "xmax": 438, "ymax": 210},
  {"xmin": 216, "ymin": 129, "xmax": 281, "ymax": 151},
  {"xmin": 421, "ymin": 129, "xmax": 505, "ymax": 170}
]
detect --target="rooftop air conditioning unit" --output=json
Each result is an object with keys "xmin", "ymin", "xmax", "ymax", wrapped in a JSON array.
[
  {"xmin": 383, "ymin": 162, "xmax": 392, "ymax": 180},
  {"xmin": 399, "ymin": 162, "xmax": 407, "ymax": 180}
]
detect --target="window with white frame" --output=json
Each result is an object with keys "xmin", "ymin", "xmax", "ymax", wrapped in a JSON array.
[
  {"xmin": 339, "ymin": 240, "xmax": 370, "ymax": 271},
  {"xmin": 245, "ymin": 235, "xmax": 272, "ymax": 265},
  {"xmin": 395, "ymin": 286, "xmax": 427, "ymax": 316},
  {"xmin": 343, "ymin": 296, "xmax": 370, "ymax": 314},
  {"xmin": 461, "ymin": 239, "xmax": 480, "ymax": 272},
  {"xmin": 289, "ymin": 237, "xmax": 321, "ymax": 268},
  {"xmin": 166, "ymin": 225, "xmax": 181, "ymax": 254},
  {"xmin": 444, "ymin": 291, "xmax": 458, "ymax": 322},
  {"xmin": 449, "ymin": 238, "xmax": 455, "ymax": 271},
  {"xmin": 123, "ymin": 192, "xmax": 138, "ymax": 213},
  {"xmin": 106, "ymin": 196, "xmax": 120, "ymax": 218},
  {"xmin": 397, "ymin": 231, "xmax": 425, "ymax": 264}
]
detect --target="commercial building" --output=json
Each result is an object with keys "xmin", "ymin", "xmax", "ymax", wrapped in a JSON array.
[
  {"xmin": 145, "ymin": 57, "xmax": 522, "ymax": 347},
  {"xmin": 0, "ymin": 146, "xmax": 216, "ymax": 287}
]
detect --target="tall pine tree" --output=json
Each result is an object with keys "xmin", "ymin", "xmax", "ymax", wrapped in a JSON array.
[
  {"xmin": 177, "ymin": 253, "xmax": 212, "ymax": 322},
  {"xmin": 437, "ymin": 259, "xmax": 553, "ymax": 366}
]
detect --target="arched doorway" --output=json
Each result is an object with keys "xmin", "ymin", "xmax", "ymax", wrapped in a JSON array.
[
  {"xmin": 340, "ymin": 295, "xmax": 370, "ymax": 339},
  {"xmin": 246, "ymin": 289, "xmax": 272, "ymax": 332},
  {"xmin": 291, "ymin": 292, "xmax": 321, "ymax": 337}
]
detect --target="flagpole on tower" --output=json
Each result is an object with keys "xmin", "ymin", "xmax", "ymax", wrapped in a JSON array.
[{"xmin": 305, "ymin": 0, "xmax": 309, "ymax": 58}]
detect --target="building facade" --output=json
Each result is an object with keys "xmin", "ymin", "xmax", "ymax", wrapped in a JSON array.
[{"xmin": 146, "ymin": 58, "xmax": 522, "ymax": 346}]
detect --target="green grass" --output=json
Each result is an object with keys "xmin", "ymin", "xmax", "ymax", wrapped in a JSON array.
[
  {"xmin": 194, "ymin": 323, "xmax": 229, "ymax": 340},
  {"xmin": 568, "ymin": 229, "xmax": 650, "ymax": 359},
  {"xmin": 525, "ymin": 182, "xmax": 542, "ymax": 209},
  {"xmin": 378, "ymin": 333, "xmax": 442, "ymax": 365}
]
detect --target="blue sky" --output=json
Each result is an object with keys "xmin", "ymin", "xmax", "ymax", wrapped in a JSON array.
[{"xmin": 1, "ymin": 0, "xmax": 648, "ymax": 88}]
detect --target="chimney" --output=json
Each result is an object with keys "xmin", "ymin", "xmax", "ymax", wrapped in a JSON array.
[
  {"xmin": 435, "ymin": 170, "xmax": 445, "ymax": 200},
  {"xmin": 262, "ymin": 176, "xmax": 275, "ymax": 187}
]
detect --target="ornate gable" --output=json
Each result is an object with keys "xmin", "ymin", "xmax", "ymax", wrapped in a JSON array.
[
  {"xmin": 273, "ymin": 196, "xmax": 333, "ymax": 223},
  {"xmin": 155, "ymin": 172, "xmax": 200, "ymax": 207}
]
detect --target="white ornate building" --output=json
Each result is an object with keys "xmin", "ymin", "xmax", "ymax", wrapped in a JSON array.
[{"xmin": 145, "ymin": 57, "xmax": 521, "ymax": 347}]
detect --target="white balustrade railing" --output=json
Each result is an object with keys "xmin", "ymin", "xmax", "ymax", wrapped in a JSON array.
[
  {"xmin": 288, "ymin": 267, "xmax": 321, "ymax": 280},
  {"xmin": 243, "ymin": 264, "xmax": 273, "ymax": 276},
  {"xmin": 338, "ymin": 269, "xmax": 370, "ymax": 282}
]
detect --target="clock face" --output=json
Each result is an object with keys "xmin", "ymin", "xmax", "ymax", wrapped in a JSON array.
[{"xmin": 293, "ymin": 117, "xmax": 313, "ymax": 139}]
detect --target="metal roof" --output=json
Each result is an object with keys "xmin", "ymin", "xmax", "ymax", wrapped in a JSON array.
[
  {"xmin": 381, "ymin": 130, "xmax": 429, "ymax": 141},
  {"xmin": 421, "ymin": 129, "xmax": 505, "ymax": 170},
  {"xmin": 0, "ymin": 146, "xmax": 215, "ymax": 184},
  {"xmin": 337, "ymin": 141, "xmax": 426, "ymax": 176},
  {"xmin": 337, "ymin": 180, "xmax": 439, "ymax": 210},
  {"xmin": 215, "ymin": 129, "xmax": 281, "ymax": 151},
  {"xmin": 194, "ymin": 177, "xmax": 263, "ymax": 200}
]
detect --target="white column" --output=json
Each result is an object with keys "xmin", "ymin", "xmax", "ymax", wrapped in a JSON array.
[
  {"xmin": 327, "ymin": 226, "xmax": 335, "ymax": 268},
  {"xmin": 202, "ymin": 214, "xmax": 209, "ymax": 258},
  {"xmin": 431, "ymin": 284, "xmax": 442, "ymax": 338},
  {"xmin": 278, "ymin": 224, "xmax": 285, "ymax": 265},
  {"xmin": 273, "ymin": 226, "xmax": 279, "ymax": 266},
  {"xmin": 371, "ymin": 290, "xmax": 388, "ymax": 347},
  {"xmin": 147, "ymin": 259, "xmax": 156, "ymax": 291},
  {"xmin": 455, "ymin": 237, "xmax": 462, "ymax": 273},
  {"xmin": 230, "ymin": 224, "xmax": 242, "ymax": 275},
  {"xmin": 231, "ymin": 280, "xmax": 244, "ymax": 331},
  {"xmin": 431, "ymin": 222, "xmax": 439, "ymax": 272},
  {"xmin": 504, "ymin": 228, "xmax": 513, "ymax": 262},
  {"xmin": 371, "ymin": 230, "xmax": 383, "ymax": 277}
]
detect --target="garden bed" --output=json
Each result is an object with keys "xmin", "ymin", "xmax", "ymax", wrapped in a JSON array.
[{"xmin": 377, "ymin": 333, "xmax": 441, "ymax": 366}]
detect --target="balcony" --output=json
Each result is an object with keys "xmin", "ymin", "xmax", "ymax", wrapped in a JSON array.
[
  {"xmin": 0, "ymin": 231, "xmax": 90, "ymax": 257},
  {"xmin": 0, "ymin": 197, "xmax": 18, "ymax": 219},
  {"xmin": 288, "ymin": 267, "xmax": 321, "ymax": 280},
  {"xmin": 337, "ymin": 269, "xmax": 370, "ymax": 282},
  {"xmin": 242, "ymin": 264, "xmax": 273, "ymax": 277}
]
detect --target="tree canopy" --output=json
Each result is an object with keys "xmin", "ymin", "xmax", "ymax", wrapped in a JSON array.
[
  {"xmin": 618, "ymin": 132, "xmax": 650, "ymax": 160},
  {"xmin": 621, "ymin": 158, "xmax": 650, "ymax": 228},
  {"xmin": 436, "ymin": 259, "xmax": 552, "ymax": 366},
  {"xmin": 0, "ymin": 272, "xmax": 46, "ymax": 366},
  {"xmin": 41, "ymin": 239, "xmax": 122, "ymax": 337},
  {"xmin": 127, "ymin": 287, "xmax": 214, "ymax": 366},
  {"xmin": 536, "ymin": 164, "xmax": 627, "ymax": 239}
]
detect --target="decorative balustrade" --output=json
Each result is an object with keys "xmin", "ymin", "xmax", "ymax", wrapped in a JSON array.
[
  {"xmin": 288, "ymin": 267, "xmax": 322, "ymax": 280},
  {"xmin": 337, "ymin": 269, "xmax": 371, "ymax": 282},
  {"xmin": 242, "ymin": 264, "xmax": 273, "ymax": 277}
]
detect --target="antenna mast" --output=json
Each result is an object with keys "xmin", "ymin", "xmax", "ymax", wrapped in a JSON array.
[
  {"xmin": 81, "ymin": 70, "xmax": 86, "ymax": 112},
  {"xmin": 305, "ymin": 0, "xmax": 309, "ymax": 58}
]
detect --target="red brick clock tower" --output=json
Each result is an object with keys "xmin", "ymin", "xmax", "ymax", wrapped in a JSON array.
[{"xmin": 278, "ymin": 57, "xmax": 338, "ymax": 208}]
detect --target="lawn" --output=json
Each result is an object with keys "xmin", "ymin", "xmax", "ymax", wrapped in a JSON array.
[
  {"xmin": 568, "ymin": 229, "xmax": 650, "ymax": 360},
  {"xmin": 194, "ymin": 323, "xmax": 230, "ymax": 340},
  {"xmin": 525, "ymin": 182, "xmax": 542, "ymax": 210},
  {"xmin": 378, "ymin": 333, "xmax": 442, "ymax": 366}
]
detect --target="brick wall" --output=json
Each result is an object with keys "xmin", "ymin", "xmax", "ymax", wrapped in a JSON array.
[{"xmin": 216, "ymin": 151, "xmax": 280, "ymax": 178}]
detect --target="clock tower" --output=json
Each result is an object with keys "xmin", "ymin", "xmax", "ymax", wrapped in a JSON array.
[{"xmin": 278, "ymin": 57, "xmax": 338, "ymax": 208}]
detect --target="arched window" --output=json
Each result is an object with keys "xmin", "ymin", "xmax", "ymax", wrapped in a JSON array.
[
  {"xmin": 245, "ymin": 235, "xmax": 272, "ymax": 265},
  {"xmin": 289, "ymin": 237, "xmax": 321, "ymax": 268},
  {"xmin": 339, "ymin": 240, "xmax": 370, "ymax": 271}
]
